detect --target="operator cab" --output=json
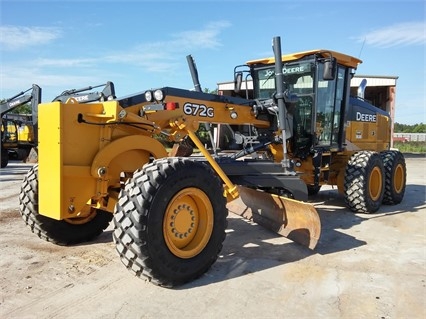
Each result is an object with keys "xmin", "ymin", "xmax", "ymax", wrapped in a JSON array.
[{"xmin": 241, "ymin": 50, "xmax": 361, "ymax": 158}]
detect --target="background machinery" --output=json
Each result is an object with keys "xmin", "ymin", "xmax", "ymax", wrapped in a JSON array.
[
  {"xmin": 1, "ymin": 84, "xmax": 41, "ymax": 168},
  {"xmin": 52, "ymin": 81, "xmax": 116, "ymax": 103},
  {"xmin": 18, "ymin": 36, "xmax": 405, "ymax": 288},
  {"xmin": 1, "ymin": 82, "xmax": 116, "ymax": 168}
]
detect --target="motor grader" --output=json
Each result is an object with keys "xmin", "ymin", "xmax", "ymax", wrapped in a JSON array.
[{"xmin": 18, "ymin": 36, "xmax": 406, "ymax": 288}]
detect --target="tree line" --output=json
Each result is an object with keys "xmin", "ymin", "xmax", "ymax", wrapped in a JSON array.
[{"xmin": 394, "ymin": 123, "xmax": 426, "ymax": 133}]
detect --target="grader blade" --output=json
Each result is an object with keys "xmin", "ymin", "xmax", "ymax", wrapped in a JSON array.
[{"xmin": 227, "ymin": 186, "xmax": 321, "ymax": 249}]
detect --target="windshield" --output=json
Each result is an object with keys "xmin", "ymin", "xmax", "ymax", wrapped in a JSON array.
[
  {"xmin": 254, "ymin": 62, "xmax": 315, "ymax": 99},
  {"xmin": 252, "ymin": 59, "xmax": 346, "ymax": 153}
]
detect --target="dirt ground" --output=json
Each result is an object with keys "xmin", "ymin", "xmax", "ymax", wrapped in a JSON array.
[{"xmin": 0, "ymin": 154, "xmax": 425, "ymax": 319}]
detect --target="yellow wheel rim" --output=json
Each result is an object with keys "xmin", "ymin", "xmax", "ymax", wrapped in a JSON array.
[
  {"xmin": 393, "ymin": 163, "xmax": 405, "ymax": 193},
  {"xmin": 369, "ymin": 166, "xmax": 383, "ymax": 201},
  {"xmin": 64, "ymin": 209, "xmax": 97, "ymax": 225},
  {"xmin": 163, "ymin": 188, "xmax": 213, "ymax": 259}
]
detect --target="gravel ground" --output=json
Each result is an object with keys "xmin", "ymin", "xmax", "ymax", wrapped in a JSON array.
[{"xmin": 0, "ymin": 154, "xmax": 425, "ymax": 319}]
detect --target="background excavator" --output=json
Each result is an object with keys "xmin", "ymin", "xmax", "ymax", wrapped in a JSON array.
[
  {"xmin": 1, "ymin": 82, "xmax": 116, "ymax": 168},
  {"xmin": 18, "ymin": 36, "xmax": 405, "ymax": 288},
  {"xmin": 52, "ymin": 81, "xmax": 116, "ymax": 103},
  {"xmin": 1, "ymin": 84, "xmax": 41, "ymax": 168}
]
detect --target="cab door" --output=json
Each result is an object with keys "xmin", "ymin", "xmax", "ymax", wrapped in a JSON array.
[{"xmin": 315, "ymin": 65, "xmax": 346, "ymax": 149}]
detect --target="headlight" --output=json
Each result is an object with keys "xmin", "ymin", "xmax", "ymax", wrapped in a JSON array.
[
  {"xmin": 144, "ymin": 90, "xmax": 153, "ymax": 102},
  {"xmin": 153, "ymin": 89, "xmax": 164, "ymax": 101}
]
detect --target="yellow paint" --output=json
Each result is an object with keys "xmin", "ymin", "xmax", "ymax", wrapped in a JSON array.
[
  {"xmin": 37, "ymin": 100, "xmax": 169, "ymax": 220},
  {"xmin": 246, "ymin": 49, "xmax": 362, "ymax": 69},
  {"xmin": 38, "ymin": 102, "xmax": 63, "ymax": 220}
]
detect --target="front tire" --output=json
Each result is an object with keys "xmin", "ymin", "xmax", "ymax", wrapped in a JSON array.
[
  {"xmin": 381, "ymin": 150, "xmax": 406, "ymax": 205},
  {"xmin": 113, "ymin": 158, "xmax": 228, "ymax": 288},
  {"xmin": 19, "ymin": 164, "xmax": 113, "ymax": 245},
  {"xmin": 344, "ymin": 151, "xmax": 385, "ymax": 213}
]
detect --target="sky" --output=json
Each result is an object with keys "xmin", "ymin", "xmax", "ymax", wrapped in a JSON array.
[{"xmin": 0, "ymin": 0, "xmax": 425, "ymax": 125}]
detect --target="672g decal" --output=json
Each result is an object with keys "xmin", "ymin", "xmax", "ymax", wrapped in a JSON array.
[{"xmin": 183, "ymin": 102, "xmax": 214, "ymax": 118}]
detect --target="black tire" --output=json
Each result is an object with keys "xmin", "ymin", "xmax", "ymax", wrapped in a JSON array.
[
  {"xmin": 16, "ymin": 148, "xmax": 30, "ymax": 161},
  {"xmin": 307, "ymin": 184, "xmax": 321, "ymax": 196},
  {"xmin": 113, "ymin": 157, "xmax": 228, "ymax": 288},
  {"xmin": 344, "ymin": 151, "xmax": 385, "ymax": 214},
  {"xmin": 1, "ymin": 149, "xmax": 8, "ymax": 168},
  {"xmin": 19, "ymin": 164, "xmax": 113, "ymax": 245},
  {"xmin": 381, "ymin": 150, "xmax": 406, "ymax": 205}
]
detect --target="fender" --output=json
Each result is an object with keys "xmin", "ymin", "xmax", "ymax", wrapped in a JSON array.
[{"xmin": 90, "ymin": 135, "xmax": 168, "ymax": 178}]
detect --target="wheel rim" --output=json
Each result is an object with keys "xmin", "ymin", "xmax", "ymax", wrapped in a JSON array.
[
  {"xmin": 64, "ymin": 209, "xmax": 97, "ymax": 225},
  {"xmin": 369, "ymin": 166, "xmax": 383, "ymax": 201},
  {"xmin": 393, "ymin": 163, "xmax": 405, "ymax": 193},
  {"xmin": 163, "ymin": 188, "xmax": 213, "ymax": 259}
]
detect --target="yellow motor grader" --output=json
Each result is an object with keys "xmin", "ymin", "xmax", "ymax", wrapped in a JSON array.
[{"xmin": 18, "ymin": 36, "xmax": 406, "ymax": 287}]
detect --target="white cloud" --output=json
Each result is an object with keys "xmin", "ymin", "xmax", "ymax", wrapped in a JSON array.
[
  {"xmin": 0, "ymin": 65, "xmax": 96, "ymax": 89},
  {"xmin": 170, "ymin": 21, "xmax": 232, "ymax": 50},
  {"xmin": 103, "ymin": 51, "xmax": 177, "ymax": 72},
  {"xmin": 0, "ymin": 21, "xmax": 231, "ymax": 99},
  {"xmin": 0, "ymin": 26, "xmax": 62, "ymax": 50},
  {"xmin": 36, "ymin": 57, "xmax": 97, "ymax": 68},
  {"xmin": 356, "ymin": 21, "xmax": 426, "ymax": 48},
  {"xmin": 103, "ymin": 21, "xmax": 231, "ymax": 72},
  {"xmin": 0, "ymin": 64, "xmax": 111, "ymax": 102}
]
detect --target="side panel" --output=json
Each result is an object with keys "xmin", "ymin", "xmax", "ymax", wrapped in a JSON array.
[
  {"xmin": 345, "ymin": 97, "xmax": 391, "ymax": 151},
  {"xmin": 38, "ymin": 102, "xmax": 63, "ymax": 220},
  {"xmin": 346, "ymin": 114, "xmax": 390, "ymax": 151},
  {"xmin": 38, "ymin": 102, "xmax": 109, "ymax": 220}
]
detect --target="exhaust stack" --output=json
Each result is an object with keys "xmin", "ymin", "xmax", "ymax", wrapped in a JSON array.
[{"xmin": 358, "ymin": 78, "xmax": 367, "ymax": 99}]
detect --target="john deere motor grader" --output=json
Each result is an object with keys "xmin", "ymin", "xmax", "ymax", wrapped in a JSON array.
[{"xmin": 19, "ymin": 36, "xmax": 405, "ymax": 287}]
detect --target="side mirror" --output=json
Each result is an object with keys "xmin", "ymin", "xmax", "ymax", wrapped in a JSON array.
[
  {"xmin": 323, "ymin": 58, "xmax": 336, "ymax": 80},
  {"xmin": 234, "ymin": 72, "xmax": 243, "ymax": 93}
]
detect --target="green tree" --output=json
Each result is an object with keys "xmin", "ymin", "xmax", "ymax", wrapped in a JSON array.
[
  {"xmin": 0, "ymin": 99, "xmax": 32, "ymax": 115},
  {"xmin": 394, "ymin": 122, "xmax": 426, "ymax": 133},
  {"xmin": 203, "ymin": 88, "xmax": 218, "ymax": 94},
  {"xmin": 413, "ymin": 123, "xmax": 426, "ymax": 133},
  {"xmin": 11, "ymin": 104, "xmax": 32, "ymax": 114}
]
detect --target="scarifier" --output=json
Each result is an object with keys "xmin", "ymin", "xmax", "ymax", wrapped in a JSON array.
[{"xmin": 18, "ymin": 36, "xmax": 405, "ymax": 287}]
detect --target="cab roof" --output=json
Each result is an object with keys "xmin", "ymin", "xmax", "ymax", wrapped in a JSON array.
[{"xmin": 246, "ymin": 49, "xmax": 362, "ymax": 69}]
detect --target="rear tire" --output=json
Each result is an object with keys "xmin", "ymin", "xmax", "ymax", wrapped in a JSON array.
[
  {"xmin": 113, "ymin": 157, "xmax": 228, "ymax": 287},
  {"xmin": 381, "ymin": 150, "xmax": 406, "ymax": 205},
  {"xmin": 19, "ymin": 164, "xmax": 112, "ymax": 245},
  {"xmin": 344, "ymin": 151, "xmax": 385, "ymax": 213},
  {"xmin": 307, "ymin": 185, "xmax": 321, "ymax": 196},
  {"xmin": 1, "ymin": 149, "xmax": 8, "ymax": 168}
]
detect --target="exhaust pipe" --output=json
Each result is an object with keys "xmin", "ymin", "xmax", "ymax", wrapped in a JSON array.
[{"xmin": 357, "ymin": 78, "xmax": 367, "ymax": 99}]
